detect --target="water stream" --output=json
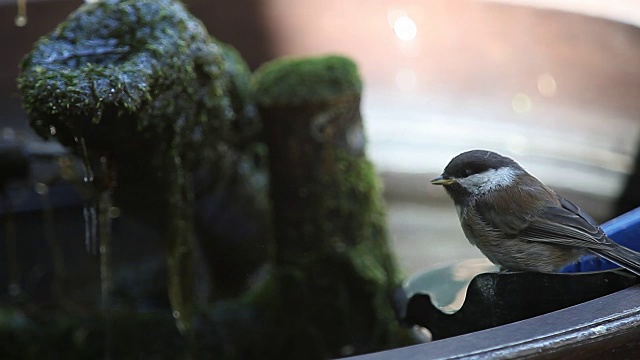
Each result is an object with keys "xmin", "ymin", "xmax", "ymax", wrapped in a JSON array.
[
  {"xmin": 14, "ymin": 0, "xmax": 27, "ymax": 27},
  {"xmin": 98, "ymin": 156, "xmax": 113, "ymax": 360},
  {"xmin": 74, "ymin": 136, "xmax": 99, "ymax": 255},
  {"xmin": 73, "ymin": 136, "xmax": 115, "ymax": 359}
]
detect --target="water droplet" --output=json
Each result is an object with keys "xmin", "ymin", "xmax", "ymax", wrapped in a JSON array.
[
  {"xmin": 49, "ymin": 125, "xmax": 57, "ymax": 136},
  {"xmin": 14, "ymin": 14, "xmax": 27, "ymax": 27},
  {"xmin": 108, "ymin": 207, "xmax": 121, "ymax": 219},
  {"xmin": 172, "ymin": 311, "xmax": 181, "ymax": 319},
  {"xmin": 15, "ymin": 0, "xmax": 27, "ymax": 27},
  {"xmin": 74, "ymin": 136, "xmax": 94, "ymax": 183},
  {"xmin": 92, "ymin": 109, "xmax": 103, "ymax": 124},
  {"xmin": 34, "ymin": 182, "xmax": 49, "ymax": 195}
]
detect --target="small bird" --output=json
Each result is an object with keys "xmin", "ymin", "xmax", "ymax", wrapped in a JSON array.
[{"xmin": 431, "ymin": 149, "xmax": 640, "ymax": 275}]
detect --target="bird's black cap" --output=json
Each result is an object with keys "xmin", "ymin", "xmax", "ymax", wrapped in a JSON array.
[{"xmin": 442, "ymin": 150, "xmax": 520, "ymax": 180}]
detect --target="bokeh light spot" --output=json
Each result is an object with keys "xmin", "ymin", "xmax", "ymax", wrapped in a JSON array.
[
  {"xmin": 512, "ymin": 93, "xmax": 532, "ymax": 113},
  {"xmin": 389, "ymin": 10, "xmax": 417, "ymax": 41},
  {"xmin": 537, "ymin": 73, "xmax": 557, "ymax": 97}
]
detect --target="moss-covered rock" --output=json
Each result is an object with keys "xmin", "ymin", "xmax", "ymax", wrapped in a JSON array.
[
  {"xmin": 17, "ymin": 0, "xmax": 269, "ymax": 331},
  {"xmin": 18, "ymin": 0, "xmax": 239, "ymax": 151},
  {"xmin": 252, "ymin": 55, "xmax": 406, "ymax": 358}
]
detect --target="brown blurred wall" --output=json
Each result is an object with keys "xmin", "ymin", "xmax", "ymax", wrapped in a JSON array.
[{"xmin": 2, "ymin": 0, "xmax": 640, "ymax": 129}]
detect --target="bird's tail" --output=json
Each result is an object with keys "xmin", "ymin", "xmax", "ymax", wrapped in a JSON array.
[{"xmin": 596, "ymin": 244, "xmax": 640, "ymax": 276}]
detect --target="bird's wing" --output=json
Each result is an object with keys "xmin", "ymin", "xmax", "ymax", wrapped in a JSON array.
[
  {"xmin": 476, "ymin": 187, "xmax": 640, "ymax": 274},
  {"xmin": 476, "ymin": 184, "xmax": 611, "ymax": 250},
  {"xmin": 519, "ymin": 195, "xmax": 611, "ymax": 249},
  {"xmin": 532, "ymin": 197, "xmax": 640, "ymax": 275}
]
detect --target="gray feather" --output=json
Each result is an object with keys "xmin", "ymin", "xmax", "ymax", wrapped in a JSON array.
[{"xmin": 520, "ymin": 196, "xmax": 612, "ymax": 251}]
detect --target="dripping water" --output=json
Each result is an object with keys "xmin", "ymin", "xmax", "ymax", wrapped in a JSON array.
[
  {"xmin": 85, "ymin": 206, "xmax": 98, "ymax": 254},
  {"xmin": 98, "ymin": 156, "xmax": 114, "ymax": 360},
  {"xmin": 73, "ymin": 137, "xmax": 114, "ymax": 358},
  {"xmin": 74, "ymin": 136, "xmax": 98, "ymax": 255},
  {"xmin": 14, "ymin": 0, "xmax": 27, "ymax": 27}
]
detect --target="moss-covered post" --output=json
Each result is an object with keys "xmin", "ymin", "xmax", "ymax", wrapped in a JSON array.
[{"xmin": 252, "ymin": 56, "xmax": 405, "ymax": 358}]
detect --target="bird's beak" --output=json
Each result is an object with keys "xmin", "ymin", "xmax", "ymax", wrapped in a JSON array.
[{"xmin": 431, "ymin": 175, "xmax": 456, "ymax": 186}]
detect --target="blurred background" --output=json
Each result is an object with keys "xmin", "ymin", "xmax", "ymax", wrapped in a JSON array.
[{"xmin": 1, "ymin": 0, "xmax": 640, "ymax": 288}]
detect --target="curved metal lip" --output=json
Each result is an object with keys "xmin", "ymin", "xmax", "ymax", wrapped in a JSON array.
[{"xmin": 349, "ymin": 284, "xmax": 640, "ymax": 360}]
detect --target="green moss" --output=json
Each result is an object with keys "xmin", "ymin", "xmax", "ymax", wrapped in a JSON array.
[{"xmin": 252, "ymin": 55, "xmax": 362, "ymax": 107}]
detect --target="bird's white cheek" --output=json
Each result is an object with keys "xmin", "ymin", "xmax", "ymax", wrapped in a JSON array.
[{"xmin": 457, "ymin": 167, "xmax": 518, "ymax": 195}]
